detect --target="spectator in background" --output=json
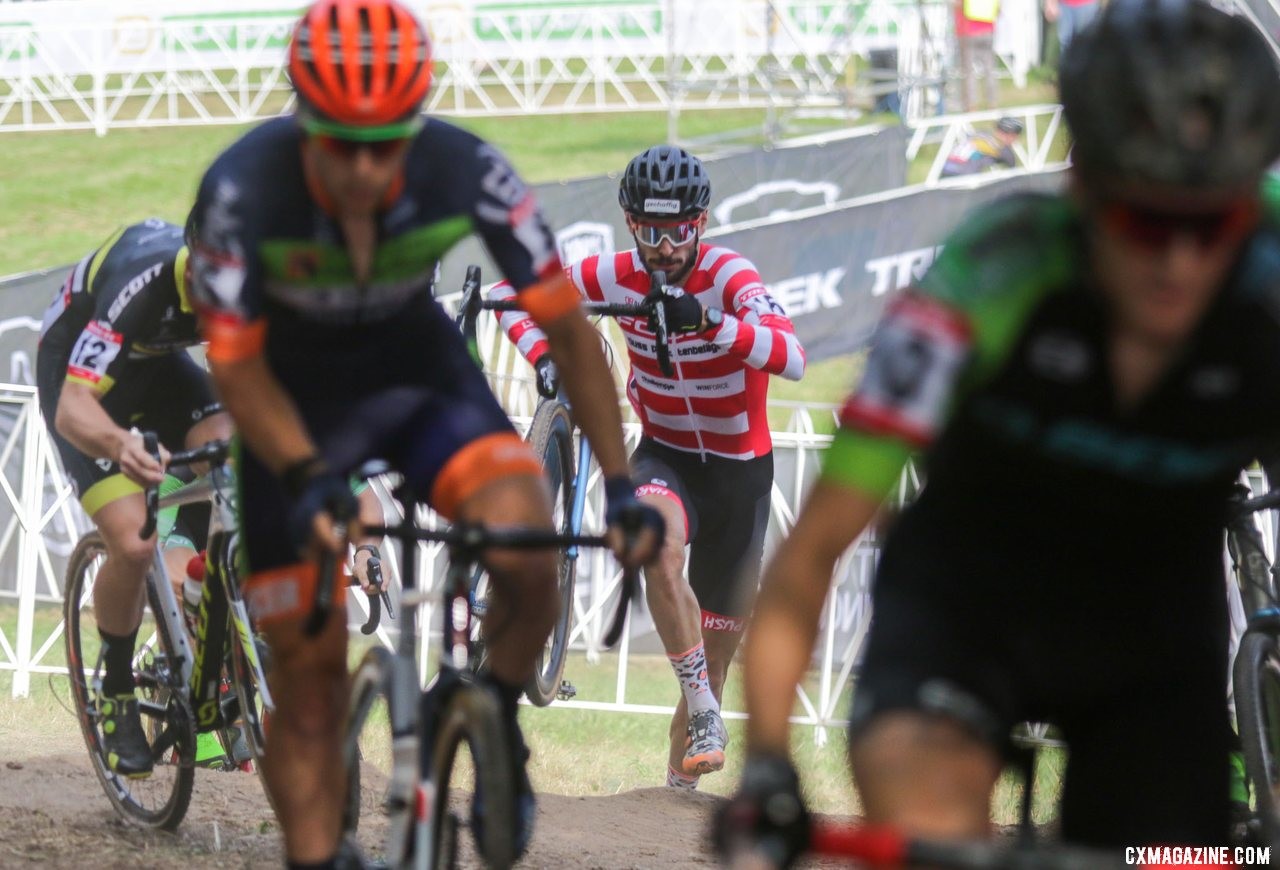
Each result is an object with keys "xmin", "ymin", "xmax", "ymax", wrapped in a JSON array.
[
  {"xmin": 956, "ymin": 0, "xmax": 1000, "ymax": 111},
  {"xmin": 1045, "ymin": 0, "xmax": 1100, "ymax": 54},
  {"xmin": 941, "ymin": 116, "xmax": 1024, "ymax": 177}
]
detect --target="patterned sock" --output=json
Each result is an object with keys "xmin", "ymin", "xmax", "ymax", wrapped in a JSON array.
[
  {"xmin": 667, "ymin": 642, "xmax": 717, "ymax": 717},
  {"xmin": 666, "ymin": 765, "xmax": 700, "ymax": 791}
]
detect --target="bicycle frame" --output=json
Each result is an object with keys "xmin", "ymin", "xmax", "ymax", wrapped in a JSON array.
[{"xmin": 144, "ymin": 453, "xmax": 273, "ymax": 734}]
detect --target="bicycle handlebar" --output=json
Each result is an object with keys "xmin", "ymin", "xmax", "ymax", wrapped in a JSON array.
[
  {"xmin": 454, "ymin": 263, "xmax": 677, "ymax": 377},
  {"xmin": 359, "ymin": 519, "xmax": 638, "ymax": 650},
  {"xmin": 138, "ymin": 435, "xmax": 233, "ymax": 541},
  {"xmin": 1231, "ymin": 487, "xmax": 1280, "ymax": 517}
]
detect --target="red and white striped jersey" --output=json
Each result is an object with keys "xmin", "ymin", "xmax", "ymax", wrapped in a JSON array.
[{"xmin": 490, "ymin": 245, "xmax": 806, "ymax": 459}]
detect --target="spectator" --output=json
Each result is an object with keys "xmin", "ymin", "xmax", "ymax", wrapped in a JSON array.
[
  {"xmin": 941, "ymin": 116, "xmax": 1023, "ymax": 177},
  {"xmin": 955, "ymin": 0, "xmax": 1000, "ymax": 111},
  {"xmin": 1045, "ymin": 0, "xmax": 1100, "ymax": 55}
]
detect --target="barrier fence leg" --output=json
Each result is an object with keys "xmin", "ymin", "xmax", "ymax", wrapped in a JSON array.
[{"xmin": 13, "ymin": 398, "xmax": 43, "ymax": 698}]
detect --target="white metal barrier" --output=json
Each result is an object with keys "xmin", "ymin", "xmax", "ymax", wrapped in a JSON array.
[
  {"xmin": 906, "ymin": 103, "xmax": 1068, "ymax": 184},
  {"xmin": 0, "ymin": 0, "xmax": 1031, "ymax": 134}
]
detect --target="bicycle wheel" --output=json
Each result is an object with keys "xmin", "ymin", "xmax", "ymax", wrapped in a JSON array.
[
  {"xmin": 344, "ymin": 645, "xmax": 421, "ymax": 866},
  {"xmin": 429, "ymin": 683, "xmax": 516, "ymax": 869},
  {"xmin": 63, "ymin": 532, "xmax": 196, "ymax": 830},
  {"xmin": 524, "ymin": 399, "xmax": 577, "ymax": 707},
  {"xmin": 1235, "ymin": 628, "xmax": 1280, "ymax": 840}
]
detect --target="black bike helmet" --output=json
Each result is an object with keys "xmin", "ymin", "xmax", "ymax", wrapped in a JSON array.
[
  {"xmin": 618, "ymin": 145, "xmax": 712, "ymax": 219},
  {"xmin": 1060, "ymin": 0, "xmax": 1280, "ymax": 190},
  {"xmin": 995, "ymin": 117, "xmax": 1023, "ymax": 135}
]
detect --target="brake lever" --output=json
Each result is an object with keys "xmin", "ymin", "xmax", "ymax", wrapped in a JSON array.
[
  {"xmin": 358, "ymin": 556, "xmax": 385, "ymax": 636},
  {"xmin": 139, "ymin": 431, "xmax": 161, "ymax": 541}
]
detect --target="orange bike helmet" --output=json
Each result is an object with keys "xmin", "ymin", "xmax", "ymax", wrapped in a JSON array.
[{"xmin": 288, "ymin": 0, "xmax": 433, "ymax": 140}]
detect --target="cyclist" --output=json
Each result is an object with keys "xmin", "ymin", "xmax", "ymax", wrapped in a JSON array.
[
  {"xmin": 37, "ymin": 218, "xmax": 233, "ymax": 777},
  {"xmin": 717, "ymin": 0, "xmax": 1280, "ymax": 862},
  {"xmin": 490, "ymin": 145, "xmax": 805, "ymax": 789},
  {"xmin": 186, "ymin": 1, "xmax": 661, "ymax": 866}
]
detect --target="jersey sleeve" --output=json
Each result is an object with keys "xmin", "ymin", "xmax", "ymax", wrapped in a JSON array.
[
  {"xmin": 819, "ymin": 195, "xmax": 1067, "ymax": 500},
  {"xmin": 187, "ymin": 170, "xmax": 268, "ymax": 363},
  {"xmin": 820, "ymin": 292, "xmax": 973, "ymax": 498},
  {"xmin": 701, "ymin": 251, "xmax": 806, "ymax": 380},
  {"xmin": 488, "ymin": 279, "xmax": 553, "ymax": 365},
  {"xmin": 468, "ymin": 143, "xmax": 559, "ymax": 283}
]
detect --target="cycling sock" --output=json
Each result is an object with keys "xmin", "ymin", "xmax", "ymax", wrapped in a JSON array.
[
  {"xmin": 99, "ymin": 627, "xmax": 140, "ymax": 696},
  {"xmin": 667, "ymin": 642, "xmax": 717, "ymax": 717},
  {"xmin": 666, "ymin": 765, "xmax": 700, "ymax": 790}
]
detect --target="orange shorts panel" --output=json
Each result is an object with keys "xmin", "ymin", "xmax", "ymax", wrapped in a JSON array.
[{"xmin": 431, "ymin": 431, "xmax": 544, "ymax": 520}]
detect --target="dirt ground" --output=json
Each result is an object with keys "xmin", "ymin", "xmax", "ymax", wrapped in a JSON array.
[{"xmin": 0, "ymin": 726, "xmax": 848, "ymax": 869}]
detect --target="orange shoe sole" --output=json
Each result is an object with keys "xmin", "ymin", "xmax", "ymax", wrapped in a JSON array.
[{"xmin": 682, "ymin": 749, "xmax": 725, "ymax": 777}]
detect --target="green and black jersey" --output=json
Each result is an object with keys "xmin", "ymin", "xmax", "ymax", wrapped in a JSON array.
[
  {"xmin": 38, "ymin": 218, "xmax": 200, "ymax": 396},
  {"xmin": 824, "ymin": 192, "xmax": 1280, "ymax": 557}
]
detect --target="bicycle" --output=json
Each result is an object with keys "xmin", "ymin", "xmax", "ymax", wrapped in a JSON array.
[
  {"xmin": 455, "ymin": 263, "xmax": 672, "ymax": 705},
  {"xmin": 62, "ymin": 436, "xmax": 271, "ymax": 829},
  {"xmin": 1225, "ymin": 479, "xmax": 1280, "ymax": 845},
  {"xmin": 336, "ymin": 469, "xmax": 633, "ymax": 868}
]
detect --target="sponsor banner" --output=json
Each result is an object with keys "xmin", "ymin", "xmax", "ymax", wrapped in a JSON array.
[
  {"xmin": 439, "ymin": 125, "xmax": 909, "ymax": 294},
  {"xmin": 710, "ymin": 170, "xmax": 1067, "ymax": 361},
  {"xmin": 0, "ymin": 0, "xmax": 926, "ymax": 77}
]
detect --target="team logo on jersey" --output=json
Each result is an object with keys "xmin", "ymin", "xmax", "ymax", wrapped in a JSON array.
[
  {"xmin": 284, "ymin": 250, "xmax": 320, "ymax": 281},
  {"xmin": 95, "ymin": 458, "xmax": 114, "ymax": 473},
  {"xmin": 1027, "ymin": 332, "xmax": 1090, "ymax": 382},
  {"xmin": 1188, "ymin": 366, "xmax": 1240, "ymax": 399}
]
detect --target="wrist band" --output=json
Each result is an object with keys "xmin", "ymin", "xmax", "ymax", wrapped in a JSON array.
[
  {"xmin": 281, "ymin": 455, "xmax": 326, "ymax": 498},
  {"xmin": 354, "ymin": 544, "xmax": 380, "ymax": 559}
]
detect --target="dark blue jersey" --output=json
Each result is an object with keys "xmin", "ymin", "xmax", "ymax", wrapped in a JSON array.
[{"xmin": 187, "ymin": 115, "xmax": 564, "ymax": 395}]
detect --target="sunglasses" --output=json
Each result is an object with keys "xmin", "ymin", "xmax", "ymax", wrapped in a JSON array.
[
  {"xmin": 1099, "ymin": 199, "xmax": 1259, "ymax": 251},
  {"xmin": 314, "ymin": 134, "xmax": 410, "ymax": 161},
  {"xmin": 631, "ymin": 219, "xmax": 700, "ymax": 249}
]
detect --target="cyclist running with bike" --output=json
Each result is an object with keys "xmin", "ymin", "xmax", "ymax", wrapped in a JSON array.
[
  {"xmin": 37, "ymin": 218, "xmax": 234, "ymax": 777},
  {"xmin": 186, "ymin": 2, "xmax": 661, "ymax": 867},
  {"xmin": 492, "ymin": 145, "xmax": 805, "ymax": 789},
  {"xmin": 718, "ymin": 0, "xmax": 1280, "ymax": 863}
]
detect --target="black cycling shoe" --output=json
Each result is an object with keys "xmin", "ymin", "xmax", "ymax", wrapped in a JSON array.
[{"xmin": 98, "ymin": 692, "xmax": 154, "ymax": 778}]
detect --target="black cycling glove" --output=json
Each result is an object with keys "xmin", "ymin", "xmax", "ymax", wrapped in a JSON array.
[
  {"xmin": 604, "ymin": 475, "xmax": 666, "ymax": 552},
  {"xmin": 534, "ymin": 356, "xmax": 561, "ymax": 400},
  {"xmin": 660, "ymin": 289, "xmax": 705, "ymax": 334},
  {"xmin": 714, "ymin": 753, "xmax": 811, "ymax": 869},
  {"xmin": 285, "ymin": 461, "xmax": 358, "ymax": 553}
]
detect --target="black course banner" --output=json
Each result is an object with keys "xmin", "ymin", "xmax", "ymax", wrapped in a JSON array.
[
  {"xmin": 704, "ymin": 170, "xmax": 1067, "ymax": 362},
  {"xmin": 0, "ymin": 265, "xmax": 68, "ymax": 387},
  {"xmin": 438, "ymin": 125, "xmax": 909, "ymax": 294}
]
